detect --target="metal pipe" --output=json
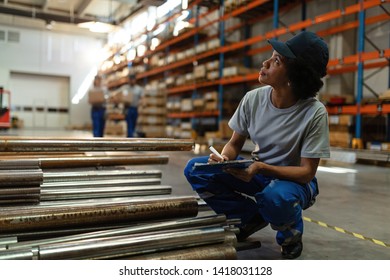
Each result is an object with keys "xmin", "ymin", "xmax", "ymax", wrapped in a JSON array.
[
  {"xmin": 7, "ymin": 215, "xmax": 227, "ymax": 250},
  {"xmin": 40, "ymin": 155, "xmax": 170, "ymax": 168},
  {"xmin": 40, "ymin": 185, "xmax": 172, "ymax": 200},
  {"xmin": 0, "ymin": 187, "xmax": 40, "ymax": 196},
  {"xmin": 41, "ymin": 178, "xmax": 161, "ymax": 188},
  {"xmin": 0, "ymin": 138, "xmax": 194, "ymax": 152},
  {"xmin": 0, "ymin": 227, "xmax": 234, "ymax": 260},
  {"xmin": 125, "ymin": 244, "xmax": 237, "ymax": 260},
  {"xmin": 38, "ymin": 227, "xmax": 231, "ymax": 260},
  {"xmin": 0, "ymin": 170, "xmax": 43, "ymax": 186},
  {"xmin": 0, "ymin": 248, "xmax": 34, "ymax": 260},
  {"xmin": 0, "ymin": 159, "xmax": 40, "ymax": 169},
  {"xmin": 0, "ymin": 198, "xmax": 40, "ymax": 205},
  {"xmin": 0, "ymin": 196, "xmax": 199, "ymax": 233},
  {"xmin": 43, "ymin": 169, "xmax": 162, "ymax": 183},
  {"xmin": 0, "ymin": 237, "xmax": 17, "ymax": 246}
]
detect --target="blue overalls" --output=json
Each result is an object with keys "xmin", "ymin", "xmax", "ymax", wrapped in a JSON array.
[
  {"xmin": 184, "ymin": 156, "xmax": 319, "ymax": 246},
  {"xmin": 91, "ymin": 106, "xmax": 106, "ymax": 137}
]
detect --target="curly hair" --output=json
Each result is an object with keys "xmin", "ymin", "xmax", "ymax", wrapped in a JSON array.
[{"xmin": 285, "ymin": 55, "xmax": 326, "ymax": 99}]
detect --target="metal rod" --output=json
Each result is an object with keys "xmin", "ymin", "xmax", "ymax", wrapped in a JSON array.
[
  {"xmin": 7, "ymin": 214, "xmax": 227, "ymax": 250},
  {"xmin": 38, "ymin": 227, "xmax": 231, "ymax": 260},
  {"xmin": 40, "ymin": 155, "xmax": 170, "ymax": 168},
  {"xmin": 125, "ymin": 244, "xmax": 237, "ymax": 260},
  {"xmin": 43, "ymin": 169, "xmax": 162, "ymax": 183},
  {"xmin": 0, "ymin": 196, "xmax": 199, "ymax": 233},
  {"xmin": 0, "ymin": 187, "xmax": 40, "ymax": 196},
  {"xmin": 0, "ymin": 137, "xmax": 194, "ymax": 152},
  {"xmin": 40, "ymin": 185, "xmax": 172, "ymax": 200},
  {"xmin": 41, "ymin": 177, "xmax": 161, "ymax": 188},
  {"xmin": 0, "ymin": 170, "xmax": 43, "ymax": 186},
  {"xmin": 0, "ymin": 237, "xmax": 17, "ymax": 246},
  {"xmin": 0, "ymin": 159, "xmax": 40, "ymax": 169}
]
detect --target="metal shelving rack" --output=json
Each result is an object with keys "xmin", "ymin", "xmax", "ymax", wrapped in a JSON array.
[{"xmin": 100, "ymin": 0, "xmax": 390, "ymax": 143}]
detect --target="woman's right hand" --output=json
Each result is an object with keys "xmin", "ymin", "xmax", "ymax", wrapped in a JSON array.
[{"xmin": 208, "ymin": 154, "xmax": 229, "ymax": 163}]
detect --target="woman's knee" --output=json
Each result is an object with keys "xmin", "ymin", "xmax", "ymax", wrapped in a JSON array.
[
  {"xmin": 183, "ymin": 156, "xmax": 208, "ymax": 178},
  {"xmin": 256, "ymin": 180, "xmax": 302, "ymax": 225}
]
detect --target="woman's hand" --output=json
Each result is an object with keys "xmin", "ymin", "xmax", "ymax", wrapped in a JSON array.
[
  {"xmin": 226, "ymin": 161, "xmax": 260, "ymax": 182},
  {"xmin": 208, "ymin": 153, "xmax": 229, "ymax": 163}
]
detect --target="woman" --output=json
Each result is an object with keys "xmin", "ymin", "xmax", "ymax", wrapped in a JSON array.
[{"xmin": 184, "ymin": 31, "xmax": 330, "ymax": 259}]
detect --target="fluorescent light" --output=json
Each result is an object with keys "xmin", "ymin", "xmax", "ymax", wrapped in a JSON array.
[
  {"xmin": 78, "ymin": 21, "xmax": 115, "ymax": 33},
  {"xmin": 72, "ymin": 67, "xmax": 97, "ymax": 104}
]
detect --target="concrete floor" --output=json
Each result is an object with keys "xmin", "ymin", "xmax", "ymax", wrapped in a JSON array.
[{"xmin": 2, "ymin": 128, "xmax": 390, "ymax": 260}]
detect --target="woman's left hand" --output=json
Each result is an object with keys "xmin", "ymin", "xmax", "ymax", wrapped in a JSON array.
[{"xmin": 225, "ymin": 162, "xmax": 259, "ymax": 182}]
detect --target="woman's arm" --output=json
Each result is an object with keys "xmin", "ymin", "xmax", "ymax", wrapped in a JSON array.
[{"xmin": 209, "ymin": 131, "xmax": 247, "ymax": 162}]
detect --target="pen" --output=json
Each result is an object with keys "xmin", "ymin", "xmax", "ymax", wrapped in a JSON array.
[{"xmin": 209, "ymin": 145, "xmax": 224, "ymax": 160}]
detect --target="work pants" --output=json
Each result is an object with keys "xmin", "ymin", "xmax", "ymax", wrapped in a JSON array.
[
  {"xmin": 125, "ymin": 106, "xmax": 138, "ymax": 138},
  {"xmin": 184, "ymin": 156, "xmax": 319, "ymax": 246},
  {"xmin": 91, "ymin": 107, "xmax": 105, "ymax": 137}
]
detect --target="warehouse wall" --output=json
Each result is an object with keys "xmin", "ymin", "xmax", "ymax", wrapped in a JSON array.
[{"xmin": 0, "ymin": 22, "xmax": 106, "ymax": 128}]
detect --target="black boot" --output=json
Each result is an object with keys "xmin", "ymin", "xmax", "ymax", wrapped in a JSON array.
[
  {"xmin": 236, "ymin": 214, "xmax": 268, "ymax": 242},
  {"xmin": 281, "ymin": 236, "xmax": 303, "ymax": 259}
]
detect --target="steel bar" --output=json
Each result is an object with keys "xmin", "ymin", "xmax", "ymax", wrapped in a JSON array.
[
  {"xmin": 0, "ymin": 237, "xmax": 17, "ymax": 246},
  {"xmin": 40, "ymin": 185, "xmax": 172, "ymax": 200},
  {"xmin": 7, "ymin": 214, "xmax": 227, "ymax": 250},
  {"xmin": 0, "ymin": 227, "xmax": 234, "ymax": 260},
  {"xmin": 0, "ymin": 170, "xmax": 43, "ymax": 186},
  {"xmin": 0, "ymin": 198, "xmax": 40, "ymax": 205},
  {"xmin": 0, "ymin": 196, "xmax": 198, "ymax": 233},
  {"xmin": 0, "ymin": 187, "xmax": 41, "ymax": 196},
  {"xmin": 39, "ymin": 227, "xmax": 233, "ymax": 260},
  {"xmin": 41, "ymin": 178, "xmax": 161, "ymax": 188},
  {"xmin": 0, "ymin": 137, "xmax": 194, "ymax": 153},
  {"xmin": 0, "ymin": 159, "xmax": 40, "ymax": 170},
  {"xmin": 0, "ymin": 248, "xmax": 34, "ymax": 260},
  {"xmin": 43, "ymin": 169, "xmax": 162, "ymax": 183},
  {"xmin": 40, "ymin": 155, "xmax": 170, "ymax": 168},
  {"xmin": 125, "ymin": 244, "xmax": 237, "ymax": 260}
]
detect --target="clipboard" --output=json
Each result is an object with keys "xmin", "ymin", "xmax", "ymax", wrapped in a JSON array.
[{"xmin": 192, "ymin": 159, "xmax": 254, "ymax": 174}]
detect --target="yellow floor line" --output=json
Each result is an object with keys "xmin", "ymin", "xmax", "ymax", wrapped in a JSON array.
[{"xmin": 303, "ymin": 216, "xmax": 390, "ymax": 248}]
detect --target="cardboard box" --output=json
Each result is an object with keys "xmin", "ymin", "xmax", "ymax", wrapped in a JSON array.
[{"xmin": 88, "ymin": 89, "xmax": 106, "ymax": 105}]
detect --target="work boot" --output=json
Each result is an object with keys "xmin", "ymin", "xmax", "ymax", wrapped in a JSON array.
[
  {"xmin": 281, "ymin": 236, "xmax": 303, "ymax": 259},
  {"xmin": 236, "ymin": 214, "xmax": 268, "ymax": 242}
]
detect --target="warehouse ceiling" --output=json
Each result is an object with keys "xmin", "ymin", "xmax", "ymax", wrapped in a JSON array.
[{"xmin": 0, "ymin": 0, "xmax": 165, "ymax": 26}]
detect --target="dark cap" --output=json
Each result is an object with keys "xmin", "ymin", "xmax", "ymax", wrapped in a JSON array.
[{"xmin": 268, "ymin": 31, "xmax": 329, "ymax": 76}]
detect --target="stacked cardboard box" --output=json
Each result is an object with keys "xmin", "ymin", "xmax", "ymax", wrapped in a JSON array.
[
  {"xmin": 137, "ymin": 84, "xmax": 167, "ymax": 137},
  {"xmin": 329, "ymin": 115, "xmax": 353, "ymax": 148}
]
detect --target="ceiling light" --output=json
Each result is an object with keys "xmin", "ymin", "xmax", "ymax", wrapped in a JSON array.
[{"xmin": 77, "ymin": 21, "xmax": 115, "ymax": 33}]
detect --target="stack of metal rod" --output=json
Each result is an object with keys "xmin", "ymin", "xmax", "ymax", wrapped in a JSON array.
[
  {"xmin": 0, "ymin": 160, "xmax": 43, "ymax": 205},
  {"xmin": 0, "ymin": 137, "xmax": 240, "ymax": 260}
]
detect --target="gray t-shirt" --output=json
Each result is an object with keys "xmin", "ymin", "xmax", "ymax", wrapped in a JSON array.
[
  {"xmin": 229, "ymin": 85, "xmax": 330, "ymax": 166},
  {"xmin": 121, "ymin": 84, "xmax": 143, "ymax": 107}
]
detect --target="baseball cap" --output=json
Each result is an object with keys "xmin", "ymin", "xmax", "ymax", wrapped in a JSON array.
[{"xmin": 268, "ymin": 31, "xmax": 329, "ymax": 76}]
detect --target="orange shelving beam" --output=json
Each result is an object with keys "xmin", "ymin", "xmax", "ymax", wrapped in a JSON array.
[
  {"xmin": 168, "ymin": 111, "xmax": 220, "ymax": 118},
  {"xmin": 327, "ymin": 104, "xmax": 390, "ymax": 115}
]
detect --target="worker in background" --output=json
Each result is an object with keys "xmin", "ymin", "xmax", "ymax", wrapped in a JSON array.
[
  {"xmin": 122, "ymin": 74, "xmax": 143, "ymax": 137},
  {"xmin": 184, "ymin": 31, "xmax": 330, "ymax": 259},
  {"xmin": 88, "ymin": 75, "xmax": 107, "ymax": 137}
]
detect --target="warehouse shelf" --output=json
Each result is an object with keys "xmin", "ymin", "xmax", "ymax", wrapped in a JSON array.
[
  {"xmin": 136, "ymin": 0, "xmax": 389, "ymax": 81},
  {"xmin": 99, "ymin": 0, "xmax": 390, "ymax": 141}
]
